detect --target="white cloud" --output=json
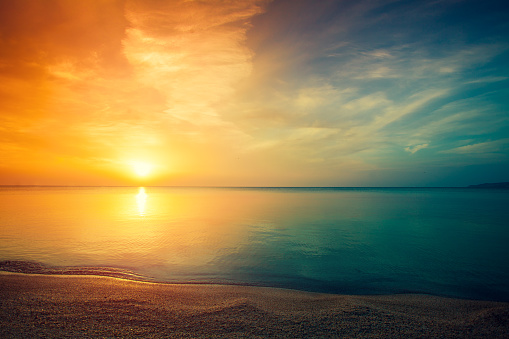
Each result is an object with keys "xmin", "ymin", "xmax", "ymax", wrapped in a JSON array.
[
  {"xmin": 441, "ymin": 139, "xmax": 509, "ymax": 154},
  {"xmin": 464, "ymin": 76, "xmax": 508, "ymax": 84},
  {"xmin": 405, "ymin": 143, "xmax": 429, "ymax": 154}
]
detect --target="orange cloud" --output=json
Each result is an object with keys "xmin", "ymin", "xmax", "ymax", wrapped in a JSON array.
[{"xmin": 0, "ymin": 0, "xmax": 271, "ymax": 185}]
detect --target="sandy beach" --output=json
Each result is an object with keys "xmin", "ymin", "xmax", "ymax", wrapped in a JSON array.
[{"xmin": 1, "ymin": 272, "xmax": 508, "ymax": 338}]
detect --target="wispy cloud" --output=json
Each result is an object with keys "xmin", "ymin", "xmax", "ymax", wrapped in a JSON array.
[
  {"xmin": 405, "ymin": 144, "xmax": 429, "ymax": 154},
  {"xmin": 441, "ymin": 139, "xmax": 509, "ymax": 155}
]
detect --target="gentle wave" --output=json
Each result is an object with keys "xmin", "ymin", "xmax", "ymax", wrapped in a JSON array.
[
  {"xmin": 0, "ymin": 260, "xmax": 270, "ymax": 288},
  {"xmin": 0, "ymin": 260, "xmax": 153, "ymax": 282}
]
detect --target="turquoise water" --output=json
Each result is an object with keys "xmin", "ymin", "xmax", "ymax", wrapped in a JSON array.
[{"xmin": 0, "ymin": 186, "xmax": 508, "ymax": 301}]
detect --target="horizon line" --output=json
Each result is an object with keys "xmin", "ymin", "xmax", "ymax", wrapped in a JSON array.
[{"xmin": 0, "ymin": 184, "xmax": 505, "ymax": 189}]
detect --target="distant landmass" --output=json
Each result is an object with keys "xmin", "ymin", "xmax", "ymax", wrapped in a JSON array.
[{"xmin": 468, "ymin": 182, "xmax": 509, "ymax": 189}]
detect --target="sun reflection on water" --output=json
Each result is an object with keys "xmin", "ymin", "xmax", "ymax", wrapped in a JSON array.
[{"xmin": 136, "ymin": 187, "xmax": 147, "ymax": 216}]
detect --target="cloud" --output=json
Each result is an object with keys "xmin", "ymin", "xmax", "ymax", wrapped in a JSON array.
[
  {"xmin": 405, "ymin": 144, "xmax": 429, "ymax": 154},
  {"xmin": 124, "ymin": 0, "xmax": 268, "ymax": 126},
  {"xmin": 442, "ymin": 139, "xmax": 509, "ymax": 155}
]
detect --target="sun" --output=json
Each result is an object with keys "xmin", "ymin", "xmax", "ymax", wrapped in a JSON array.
[{"xmin": 130, "ymin": 161, "xmax": 153, "ymax": 178}]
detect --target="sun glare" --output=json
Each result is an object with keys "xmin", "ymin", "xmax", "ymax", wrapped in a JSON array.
[
  {"xmin": 130, "ymin": 161, "xmax": 152, "ymax": 178},
  {"xmin": 136, "ymin": 187, "xmax": 147, "ymax": 216}
]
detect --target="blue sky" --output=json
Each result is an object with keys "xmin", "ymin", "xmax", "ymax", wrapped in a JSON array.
[{"xmin": 230, "ymin": 0, "xmax": 509, "ymax": 186}]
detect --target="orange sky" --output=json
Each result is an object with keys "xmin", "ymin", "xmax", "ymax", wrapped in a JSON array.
[
  {"xmin": 1, "ymin": 0, "xmax": 508, "ymax": 186},
  {"xmin": 0, "ymin": 0, "xmax": 280, "ymax": 186}
]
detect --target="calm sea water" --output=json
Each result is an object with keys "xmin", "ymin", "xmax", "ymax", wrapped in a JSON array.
[{"xmin": 0, "ymin": 186, "xmax": 508, "ymax": 301}]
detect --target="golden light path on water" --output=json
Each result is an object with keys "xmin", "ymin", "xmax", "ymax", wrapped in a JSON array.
[
  {"xmin": 0, "ymin": 187, "xmax": 271, "ymax": 273},
  {"xmin": 136, "ymin": 187, "xmax": 147, "ymax": 216}
]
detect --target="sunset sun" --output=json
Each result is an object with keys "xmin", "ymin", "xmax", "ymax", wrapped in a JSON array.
[{"xmin": 130, "ymin": 161, "xmax": 153, "ymax": 178}]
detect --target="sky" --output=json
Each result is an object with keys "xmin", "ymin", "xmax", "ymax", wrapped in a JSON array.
[{"xmin": 0, "ymin": 0, "xmax": 508, "ymax": 187}]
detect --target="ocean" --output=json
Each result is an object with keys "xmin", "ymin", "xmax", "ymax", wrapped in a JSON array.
[{"xmin": 0, "ymin": 186, "xmax": 508, "ymax": 301}]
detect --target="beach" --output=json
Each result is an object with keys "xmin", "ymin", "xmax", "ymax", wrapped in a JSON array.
[{"xmin": 1, "ymin": 272, "xmax": 508, "ymax": 338}]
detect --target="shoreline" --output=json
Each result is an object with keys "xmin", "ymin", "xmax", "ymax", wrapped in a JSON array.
[
  {"xmin": 2, "ymin": 260, "xmax": 507, "ymax": 303},
  {"xmin": 1, "ymin": 272, "xmax": 508, "ymax": 338}
]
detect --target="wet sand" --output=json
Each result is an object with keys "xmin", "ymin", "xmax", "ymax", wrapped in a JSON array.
[{"xmin": 1, "ymin": 272, "xmax": 508, "ymax": 338}]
